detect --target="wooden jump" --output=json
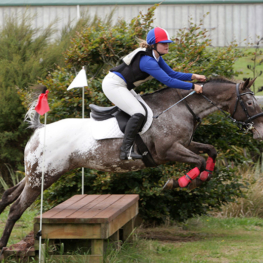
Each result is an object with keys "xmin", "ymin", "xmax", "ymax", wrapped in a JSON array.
[{"xmin": 34, "ymin": 194, "xmax": 139, "ymax": 262}]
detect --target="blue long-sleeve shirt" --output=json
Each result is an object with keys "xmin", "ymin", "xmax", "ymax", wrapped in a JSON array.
[
  {"xmin": 113, "ymin": 53, "xmax": 193, "ymax": 90},
  {"xmin": 140, "ymin": 55, "xmax": 193, "ymax": 90}
]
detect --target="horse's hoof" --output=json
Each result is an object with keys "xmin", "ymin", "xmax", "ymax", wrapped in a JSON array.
[
  {"xmin": 0, "ymin": 246, "xmax": 7, "ymax": 258},
  {"xmin": 163, "ymin": 178, "xmax": 178, "ymax": 190},
  {"xmin": 162, "ymin": 179, "xmax": 173, "ymax": 190},
  {"xmin": 207, "ymin": 174, "xmax": 212, "ymax": 181},
  {"xmin": 188, "ymin": 178, "xmax": 205, "ymax": 190},
  {"xmin": 188, "ymin": 180, "xmax": 198, "ymax": 190}
]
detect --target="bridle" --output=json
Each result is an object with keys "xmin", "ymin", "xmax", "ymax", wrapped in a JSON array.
[
  {"xmin": 201, "ymin": 83, "xmax": 263, "ymax": 132},
  {"xmin": 232, "ymin": 84, "xmax": 263, "ymax": 129},
  {"xmin": 154, "ymin": 82, "xmax": 263, "ymax": 135}
]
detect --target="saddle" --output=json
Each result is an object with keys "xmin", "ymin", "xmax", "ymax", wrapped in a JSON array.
[
  {"xmin": 89, "ymin": 90, "xmax": 153, "ymax": 139},
  {"xmin": 89, "ymin": 91, "xmax": 156, "ymax": 167},
  {"xmin": 89, "ymin": 103, "xmax": 146, "ymax": 134}
]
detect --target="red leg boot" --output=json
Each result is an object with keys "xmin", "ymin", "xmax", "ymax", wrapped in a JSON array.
[
  {"xmin": 200, "ymin": 157, "xmax": 215, "ymax": 181},
  {"xmin": 178, "ymin": 167, "xmax": 200, "ymax": 188}
]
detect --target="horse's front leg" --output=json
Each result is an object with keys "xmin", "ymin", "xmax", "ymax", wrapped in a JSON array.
[
  {"xmin": 186, "ymin": 141, "xmax": 217, "ymax": 190},
  {"xmin": 162, "ymin": 142, "xmax": 207, "ymax": 190}
]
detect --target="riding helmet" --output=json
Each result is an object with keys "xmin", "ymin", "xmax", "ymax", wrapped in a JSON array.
[{"xmin": 146, "ymin": 27, "xmax": 173, "ymax": 45}]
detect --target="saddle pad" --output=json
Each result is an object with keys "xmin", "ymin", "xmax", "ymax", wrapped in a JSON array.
[{"xmin": 91, "ymin": 90, "xmax": 153, "ymax": 140}]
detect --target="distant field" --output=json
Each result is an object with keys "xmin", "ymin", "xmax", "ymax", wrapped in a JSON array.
[{"xmin": 233, "ymin": 48, "xmax": 263, "ymax": 95}]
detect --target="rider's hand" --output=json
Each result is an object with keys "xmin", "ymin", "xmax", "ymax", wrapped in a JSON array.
[
  {"xmin": 194, "ymin": 84, "xmax": 203, "ymax": 93},
  {"xmin": 192, "ymin": 74, "xmax": 206, "ymax": 82}
]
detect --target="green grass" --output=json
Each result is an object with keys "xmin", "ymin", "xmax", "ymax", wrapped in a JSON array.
[
  {"xmin": 108, "ymin": 216, "xmax": 263, "ymax": 263},
  {"xmin": 1, "ymin": 208, "xmax": 263, "ymax": 262},
  {"xmin": 233, "ymin": 48, "xmax": 263, "ymax": 95}
]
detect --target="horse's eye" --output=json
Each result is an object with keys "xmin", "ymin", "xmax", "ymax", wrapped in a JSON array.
[{"xmin": 247, "ymin": 101, "xmax": 253, "ymax": 106}]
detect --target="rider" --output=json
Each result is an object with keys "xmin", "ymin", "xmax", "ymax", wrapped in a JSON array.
[{"xmin": 102, "ymin": 27, "xmax": 206, "ymax": 160}]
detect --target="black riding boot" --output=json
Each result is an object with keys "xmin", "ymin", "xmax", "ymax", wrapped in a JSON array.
[{"xmin": 120, "ymin": 113, "xmax": 145, "ymax": 160}]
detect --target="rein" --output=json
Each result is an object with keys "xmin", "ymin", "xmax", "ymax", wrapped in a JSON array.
[
  {"xmin": 175, "ymin": 89, "xmax": 202, "ymax": 145},
  {"xmin": 154, "ymin": 82, "xmax": 263, "ymax": 141},
  {"xmin": 153, "ymin": 90, "xmax": 196, "ymax": 119}
]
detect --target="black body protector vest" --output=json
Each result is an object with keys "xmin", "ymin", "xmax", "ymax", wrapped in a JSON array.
[{"xmin": 110, "ymin": 48, "xmax": 154, "ymax": 90}]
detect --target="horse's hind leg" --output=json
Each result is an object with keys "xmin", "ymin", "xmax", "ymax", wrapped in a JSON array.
[
  {"xmin": 0, "ymin": 184, "xmax": 40, "ymax": 249},
  {"xmin": 0, "ymin": 179, "xmax": 26, "ymax": 214}
]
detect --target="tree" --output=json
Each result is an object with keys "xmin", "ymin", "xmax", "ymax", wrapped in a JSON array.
[{"xmin": 0, "ymin": 10, "xmax": 96, "ymax": 187}]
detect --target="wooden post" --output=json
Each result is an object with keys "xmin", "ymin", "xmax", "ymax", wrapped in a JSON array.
[
  {"xmin": 91, "ymin": 239, "xmax": 104, "ymax": 258},
  {"xmin": 40, "ymin": 244, "xmax": 45, "ymax": 263},
  {"xmin": 110, "ymin": 230, "xmax": 121, "ymax": 250},
  {"xmin": 123, "ymin": 217, "xmax": 136, "ymax": 242}
]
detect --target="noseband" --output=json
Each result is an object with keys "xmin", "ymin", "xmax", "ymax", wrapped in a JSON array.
[
  {"xmin": 231, "ymin": 84, "xmax": 263, "ymax": 130},
  {"xmin": 202, "ymin": 83, "xmax": 263, "ymax": 132}
]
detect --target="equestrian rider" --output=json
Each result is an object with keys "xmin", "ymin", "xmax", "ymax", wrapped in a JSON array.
[{"xmin": 102, "ymin": 27, "xmax": 206, "ymax": 160}]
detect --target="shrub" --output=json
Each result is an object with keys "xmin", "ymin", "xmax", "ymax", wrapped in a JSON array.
[
  {"xmin": 0, "ymin": 10, "xmax": 101, "ymax": 189},
  {"xmin": 0, "ymin": 11, "xmax": 58, "ymax": 187},
  {"xmin": 218, "ymin": 163, "xmax": 263, "ymax": 218}
]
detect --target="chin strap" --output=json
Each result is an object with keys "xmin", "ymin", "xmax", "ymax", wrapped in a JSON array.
[{"xmin": 153, "ymin": 44, "xmax": 165, "ymax": 56}]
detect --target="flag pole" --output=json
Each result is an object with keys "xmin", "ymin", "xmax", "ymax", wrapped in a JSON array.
[
  {"xmin": 39, "ymin": 112, "xmax": 47, "ymax": 263},
  {"xmin": 67, "ymin": 66, "xmax": 87, "ymax": 195},
  {"xmin": 82, "ymin": 74, "xmax": 85, "ymax": 195},
  {"xmin": 34, "ymin": 88, "xmax": 50, "ymax": 263}
]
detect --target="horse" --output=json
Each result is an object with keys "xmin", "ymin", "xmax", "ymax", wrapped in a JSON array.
[{"xmin": 0, "ymin": 77, "xmax": 263, "ymax": 249}]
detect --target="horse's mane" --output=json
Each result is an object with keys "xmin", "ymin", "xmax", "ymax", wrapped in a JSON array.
[
  {"xmin": 206, "ymin": 76, "xmax": 236, "ymax": 84},
  {"xmin": 142, "ymin": 76, "xmax": 237, "ymax": 97}
]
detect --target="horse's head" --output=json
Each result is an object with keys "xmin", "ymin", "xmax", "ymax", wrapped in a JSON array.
[{"xmin": 230, "ymin": 78, "xmax": 263, "ymax": 140}]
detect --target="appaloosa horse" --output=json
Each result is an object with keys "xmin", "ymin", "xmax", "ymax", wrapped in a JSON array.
[{"xmin": 0, "ymin": 77, "xmax": 263, "ymax": 248}]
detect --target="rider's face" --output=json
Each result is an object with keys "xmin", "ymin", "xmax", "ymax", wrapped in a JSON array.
[{"xmin": 157, "ymin": 43, "xmax": 169, "ymax": 55}]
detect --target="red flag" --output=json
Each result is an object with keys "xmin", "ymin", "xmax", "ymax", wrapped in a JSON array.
[{"xmin": 35, "ymin": 90, "xmax": 50, "ymax": 115}]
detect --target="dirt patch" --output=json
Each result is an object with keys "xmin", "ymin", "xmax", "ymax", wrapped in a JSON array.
[
  {"xmin": 3, "ymin": 232, "xmax": 35, "ymax": 262},
  {"xmin": 7, "ymin": 231, "xmax": 35, "ymax": 251},
  {"xmin": 137, "ymin": 228, "xmax": 204, "ymax": 243}
]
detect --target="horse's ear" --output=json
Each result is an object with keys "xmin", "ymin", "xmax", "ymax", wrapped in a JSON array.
[
  {"xmin": 247, "ymin": 78, "xmax": 257, "ymax": 89},
  {"xmin": 241, "ymin": 78, "xmax": 250, "ymax": 90}
]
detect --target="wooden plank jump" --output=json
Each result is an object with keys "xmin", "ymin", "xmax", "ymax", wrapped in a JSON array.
[{"xmin": 34, "ymin": 194, "xmax": 139, "ymax": 262}]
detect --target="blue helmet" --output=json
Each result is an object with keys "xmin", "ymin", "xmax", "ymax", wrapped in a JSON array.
[{"xmin": 147, "ymin": 27, "xmax": 173, "ymax": 45}]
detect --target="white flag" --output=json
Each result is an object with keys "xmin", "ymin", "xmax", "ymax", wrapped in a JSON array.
[{"xmin": 67, "ymin": 68, "xmax": 88, "ymax": 90}]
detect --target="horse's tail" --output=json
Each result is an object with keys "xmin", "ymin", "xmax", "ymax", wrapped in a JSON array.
[
  {"xmin": 0, "ymin": 178, "xmax": 26, "ymax": 214},
  {"xmin": 24, "ymin": 85, "xmax": 47, "ymax": 129}
]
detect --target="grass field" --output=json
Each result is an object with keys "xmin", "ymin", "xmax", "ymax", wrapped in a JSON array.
[
  {"xmin": 110, "ymin": 216, "xmax": 263, "ymax": 263},
  {"xmin": 1, "ymin": 207, "xmax": 263, "ymax": 262},
  {"xmin": 233, "ymin": 48, "xmax": 263, "ymax": 95}
]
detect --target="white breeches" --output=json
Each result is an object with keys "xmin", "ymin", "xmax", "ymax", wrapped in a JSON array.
[{"xmin": 102, "ymin": 72, "xmax": 146, "ymax": 116}]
